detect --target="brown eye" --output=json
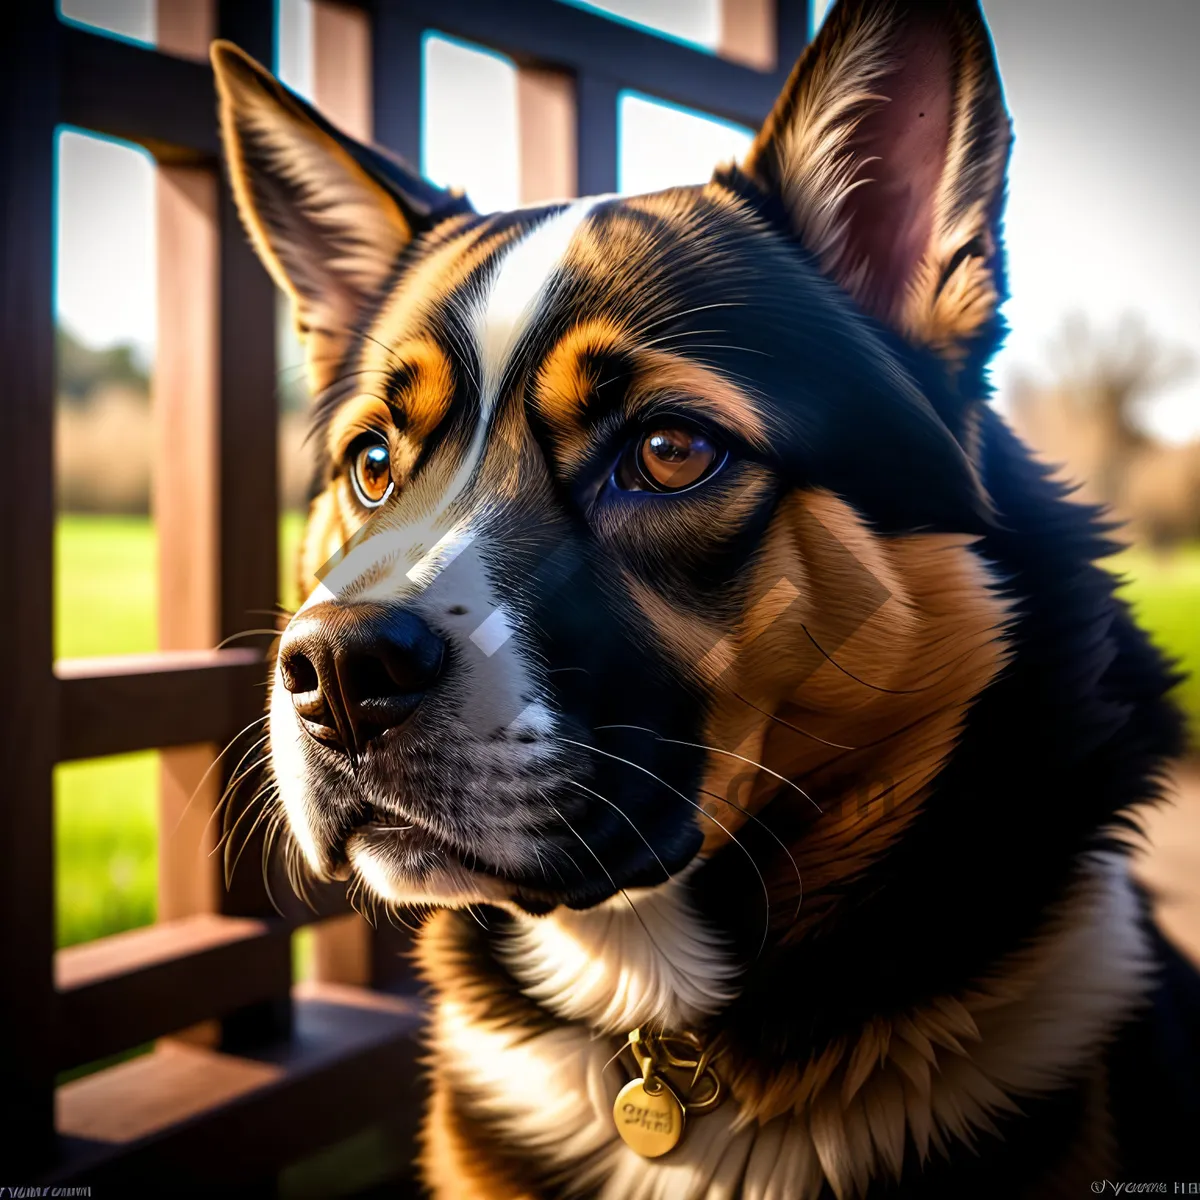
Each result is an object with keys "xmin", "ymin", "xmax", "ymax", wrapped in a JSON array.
[
  {"xmin": 623, "ymin": 426, "xmax": 723, "ymax": 492},
  {"xmin": 351, "ymin": 441, "xmax": 393, "ymax": 507}
]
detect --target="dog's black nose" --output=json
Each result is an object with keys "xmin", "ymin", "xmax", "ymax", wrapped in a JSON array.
[{"xmin": 278, "ymin": 602, "xmax": 445, "ymax": 757}]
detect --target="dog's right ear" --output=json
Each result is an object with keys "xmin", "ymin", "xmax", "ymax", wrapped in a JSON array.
[{"xmin": 211, "ymin": 42, "xmax": 473, "ymax": 390}]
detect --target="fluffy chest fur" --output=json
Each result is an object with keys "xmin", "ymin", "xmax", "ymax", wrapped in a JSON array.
[{"xmin": 420, "ymin": 856, "xmax": 1149, "ymax": 1199}]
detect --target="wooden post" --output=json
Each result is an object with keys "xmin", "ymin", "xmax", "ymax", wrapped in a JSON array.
[
  {"xmin": 212, "ymin": 1, "xmax": 289, "ymax": 1050},
  {"xmin": 156, "ymin": 0, "xmax": 215, "ymax": 63},
  {"xmin": 156, "ymin": 0, "xmax": 289, "ymax": 1046},
  {"xmin": 0, "ymin": 6, "xmax": 60, "ymax": 1171},
  {"xmin": 153, "ymin": 162, "xmax": 223, "ymax": 926},
  {"xmin": 719, "ymin": 0, "xmax": 777, "ymax": 72},
  {"xmin": 314, "ymin": 2, "xmax": 373, "ymax": 139},
  {"xmin": 153, "ymin": 0, "xmax": 225, "ymax": 1051},
  {"xmin": 517, "ymin": 67, "xmax": 577, "ymax": 205}
]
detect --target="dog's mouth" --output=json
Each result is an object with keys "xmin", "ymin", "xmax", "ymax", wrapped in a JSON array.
[{"xmin": 330, "ymin": 802, "xmax": 572, "ymax": 915}]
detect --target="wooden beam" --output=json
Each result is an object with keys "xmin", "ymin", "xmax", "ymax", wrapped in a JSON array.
[
  {"xmin": 47, "ymin": 985, "xmax": 424, "ymax": 1186},
  {"xmin": 215, "ymin": 196, "xmax": 279, "ymax": 662},
  {"xmin": 59, "ymin": 23, "xmax": 219, "ymax": 162},
  {"xmin": 55, "ymin": 915, "xmax": 293, "ymax": 1071},
  {"xmin": 56, "ymin": 649, "xmax": 266, "ymax": 761},
  {"xmin": 373, "ymin": 0, "xmax": 794, "ymax": 129},
  {"xmin": 0, "ymin": 6, "xmax": 59, "ymax": 1171}
]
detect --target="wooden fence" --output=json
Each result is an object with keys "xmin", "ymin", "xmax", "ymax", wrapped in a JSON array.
[{"xmin": 0, "ymin": 0, "xmax": 808, "ymax": 1189}]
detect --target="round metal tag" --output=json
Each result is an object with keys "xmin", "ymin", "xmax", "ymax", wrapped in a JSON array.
[{"xmin": 613, "ymin": 1077, "xmax": 685, "ymax": 1158}]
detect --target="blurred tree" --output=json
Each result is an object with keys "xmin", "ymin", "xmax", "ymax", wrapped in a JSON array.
[
  {"xmin": 1048, "ymin": 314, "xmax": 1193, "ymax": 506},
  {"xmin": 56, "ymin": 324, "xmax": 149, "ymax": 404}
]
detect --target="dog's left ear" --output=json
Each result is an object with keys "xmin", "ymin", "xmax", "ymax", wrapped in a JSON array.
[{"xmin": 743, "ymin": 0, "xmax": 1011, "ymax": 360}]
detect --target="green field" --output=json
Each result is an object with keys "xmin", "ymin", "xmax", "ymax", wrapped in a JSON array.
[{"xmin": 54, "ymin": 515, "xmax": 1200, "ymax": 950}]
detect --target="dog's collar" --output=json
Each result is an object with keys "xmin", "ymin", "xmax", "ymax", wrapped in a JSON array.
[{"xmin": 613, "ymin": 1026, "xmax": 725, "ymax": 1158}]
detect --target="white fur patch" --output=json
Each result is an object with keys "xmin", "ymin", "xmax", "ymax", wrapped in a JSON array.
[
  {"xmin": 435, "ymin": 854, "xmax": 1151, "ymax": 1199},
  {"xmin": 269, "ymin": 675, "xmax": 325, "ymax": 873},
  {"xmin": 502, "ymin": 869, "xmax": 741, "ymax": 1035},
  {"xmin": 471, "ymin": 197, "xmax": 605, "ymax": 413}
]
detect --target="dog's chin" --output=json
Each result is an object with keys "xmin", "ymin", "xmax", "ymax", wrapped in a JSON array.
[{"xmin": 343, "ymin": 821, "xmax": 601, "ymax": 916}]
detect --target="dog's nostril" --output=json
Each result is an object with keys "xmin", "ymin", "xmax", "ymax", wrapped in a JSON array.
[
  {"xmin": 344, "ymin": 652, "xmax": 400, "ymax": 705},
  {"xmin": 280, "ymin": 650, "xmax": 319, "ymax": 694}
]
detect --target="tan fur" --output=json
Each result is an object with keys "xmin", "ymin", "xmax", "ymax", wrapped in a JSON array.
[
  {"xmin": 896, "ymin": 10, "xmax": 1010, "ymax": 357},
  {"xmin": 534, "ymin": 335, "xmax": 770, "ymax": 474},
  {"xmin": 422, "ymin": 1082, "xmax": 540, "ymax": 1200},
  {"xmin": 326, "ymin": 394, "xmax": 393, "ymax": 462},
  {"xmin": 328, "ymin": 338, "xmax": 456, "ymax": 459},
  {"xmin": 296, "ymin": 486, "xmax": 349, "ymax": 602},
  {"xmin": 534, "ymin": 317, "xmax": 630, "ymax": 431},
  {"xmin": 628, "ymin": 488, "xmax": 1012, "ymax": 941}
]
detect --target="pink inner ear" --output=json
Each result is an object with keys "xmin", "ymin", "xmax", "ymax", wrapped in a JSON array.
[{"xmin": 841, "ymin": 21, "xmax": 953, "ymax": 319}]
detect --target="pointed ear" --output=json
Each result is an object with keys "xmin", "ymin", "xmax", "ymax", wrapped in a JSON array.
[
  {"xmin": 742, "ymin": 0, "xmax": 1011, "ymax": 361},
  {"xmin": 211, "ymin": 41, "xmax": 473, "ymax": 390}
]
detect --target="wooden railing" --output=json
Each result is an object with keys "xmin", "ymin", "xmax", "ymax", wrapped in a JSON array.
[{"xmin": 1, "ymin": 0, "xmax": 807, "ymax": 1187}]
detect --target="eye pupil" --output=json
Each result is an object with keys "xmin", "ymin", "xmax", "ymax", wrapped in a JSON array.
[
  {"xmin": 637, "ymin": 427, "xmax": 718, "ymax": 490},
  {"xmin": 353, "ymin": 441, "xmax": 393, "ymax": 506},
  {"xmin": 646, "ymin": 432, "xmax": 690, "ymax": 463}
]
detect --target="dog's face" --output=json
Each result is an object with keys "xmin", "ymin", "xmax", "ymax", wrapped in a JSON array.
[{"xmin": 214, "ymin": 0, "xmax": 1012, "ymax": 920}]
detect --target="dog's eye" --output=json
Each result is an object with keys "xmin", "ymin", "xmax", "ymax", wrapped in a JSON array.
[
  {"xmin": 350, "ymin": 440, "xmax": 394, "ymax": 508},
  {"xmin": 615, "ymin": 425, "xmax": 724, "ymax": 493}
]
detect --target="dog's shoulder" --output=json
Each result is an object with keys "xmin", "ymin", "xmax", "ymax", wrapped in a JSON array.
[{"xmin": 1107, "ymin": 915, "xmax": 1200, "ymax": 1177}]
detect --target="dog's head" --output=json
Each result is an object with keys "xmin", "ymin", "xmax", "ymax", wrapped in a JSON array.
[{"xmin": 213, "ymin": 0, "xmax": 1012, "ymax": 921}]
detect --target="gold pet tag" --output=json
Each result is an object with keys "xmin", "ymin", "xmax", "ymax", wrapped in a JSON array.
[{"xmin": 613, "ymin": 1076, "xmax": 685, "ymax": 1157}]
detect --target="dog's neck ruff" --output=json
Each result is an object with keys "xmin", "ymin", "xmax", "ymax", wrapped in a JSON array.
[
  {"xmin": 501, "ymin": 868, "xmax": 742, "ymax": 1035},
  {"xmin": 437, "ymin": 854, "xmax": 1151, "ymax": 1198}
]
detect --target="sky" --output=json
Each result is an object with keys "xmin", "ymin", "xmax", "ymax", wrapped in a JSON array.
[{"xmin": 55, "ymin": 0, "xmax": 1200, "ymax": 441}]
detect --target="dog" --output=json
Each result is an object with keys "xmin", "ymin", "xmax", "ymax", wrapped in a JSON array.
[{"xmin": 211, "ymin": 0, "xmax": 1198, "ymax": 1194}]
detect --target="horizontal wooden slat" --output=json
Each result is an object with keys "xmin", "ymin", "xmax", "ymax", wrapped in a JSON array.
[
  {"xmin": 47, "ymin": 983, "xmax": 424, "ymax": 1189},
  {"xmin": 55, "ymin": 887, "xmax": 359, "ymax": 1071},
  {"xmin": 55, "ymin": 914, "xmax": 290, "ymax": 1071},
  {"xmin": 59, "ymin": 22, "xmax": 219, "ymax": 161},
  {"xmin": 379, "ymin": 0, "xmax": 801, "ymax": 129},
  {"xmin": 56, "ymin": 648, "xmax": 267, "ymax": 761}
]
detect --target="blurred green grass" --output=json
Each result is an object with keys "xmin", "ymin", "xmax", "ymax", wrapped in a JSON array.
[
  {"xmin": 1113, "ymin": 544, "xmax": 1200, "ymax": 752},
  {"xmin": 54, "ymin": 516, "xmax": 1199, "ymax": 949}
]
